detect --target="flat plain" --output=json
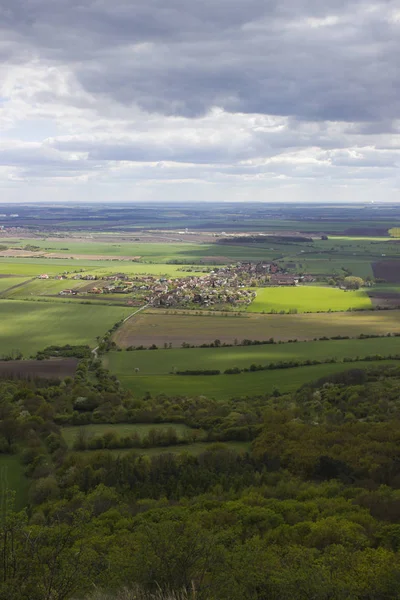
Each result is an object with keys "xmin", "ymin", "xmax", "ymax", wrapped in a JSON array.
[{"xmin": 113, "ymin": 309, "xmax": 400, "ymax": 347}]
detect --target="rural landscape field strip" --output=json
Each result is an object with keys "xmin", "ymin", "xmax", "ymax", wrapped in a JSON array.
[
  {"xmin": 0, "ymin": 358, "xmax": 78, "ymax": 379},
  {"xmin": 0, "ymin": 257, "xmax": 217, "ymax": 278},
  {"xmin": 105, "ymin": 336, "xmax": 400, "ymax": 376},
  {"xmin": 113, "ymin": 309, "xmax": 400, "ymax": 347},
  {"xmin": 0, "ymin": 300, "xmax": 132, "ymax": 357},
  {"xmin": 106, "ymin": 359, "xmax": 400, "ymax": 400},
  {"xmin": 0, "ymin": 276, "xmax": 32, "ymax": 293}
]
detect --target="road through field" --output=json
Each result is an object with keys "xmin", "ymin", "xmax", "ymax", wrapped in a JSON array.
[{"xmin": 92, "ymin": 303, "xmax": 149, "ymax": 359}]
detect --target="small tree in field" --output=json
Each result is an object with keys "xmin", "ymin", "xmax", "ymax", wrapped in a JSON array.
[{"xmin": 343, "ymin": 276, "xmax": 364, "ymax": 290}]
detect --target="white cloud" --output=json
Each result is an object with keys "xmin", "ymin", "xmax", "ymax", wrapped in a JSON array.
[{"xmin": 0, "ymin": 0, "xmax": 399, "ymax": 202}]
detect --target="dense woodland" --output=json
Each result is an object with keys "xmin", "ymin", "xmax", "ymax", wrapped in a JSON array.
[{"xmin": 2, "ymin": 363, "xmax": 400, "ymax": 598}]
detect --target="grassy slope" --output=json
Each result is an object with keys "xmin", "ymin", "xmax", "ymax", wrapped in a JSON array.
[
  {"xmin": 247, "ymin": 286, "xmax": 372, "ymax": 313},
  {"xmin": 105, "ymin": 337, "xmax": 400, "ymax": 376},
  {"xmin": 113, "ymin": 310, "xmax": 400, "ymax": 347},
  {"xmin": 0, "ymin": 300, "xmax": 132, "ymax": 356},
  {"xmin": 107, "ymin": 359, "xmax": 399, "ymax": 401}
]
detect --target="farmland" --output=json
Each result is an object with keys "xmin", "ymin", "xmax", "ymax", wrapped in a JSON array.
[
  {"xmin": 105, "ymin": 336, "xmax": 400, "ymax": 401},
  {"xmin": 0, "ymin": 358, "xmax": 78, "ymax": 378},
  {"xmin": 113, "ymin": 309, "xmax": 400, "ymax": 347},
  {"xmin": 0, "ymin": 276, "xmax": 31, "ymax": 293},
  {"xmin": 0, "ymin": 300, "xmax": 132, "ymax": 357},
  {"xmin": 105, "ymin": 336, "xmax": 400, "ymax": 376},
  {"xmin": 246, "ymin": 286, "xmax": 372, "ymax": 313},
  {"xmin": 0, "ymin": 257, "xmax": 213, "ymax": 278},
  {"xmin": 372, "ymin": 260, "xmax": 400, "ymax": 283},
  {"xmin": 105, "ymin": 358, "xmax": 400, "ymax": 400}
]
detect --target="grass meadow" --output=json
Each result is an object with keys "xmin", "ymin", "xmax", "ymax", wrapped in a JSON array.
[
  {"xmin": 105, "ymin": 336, "xmax": 400, "ymax": 376},
  {"xmin": 0, "ymin": 300, "xmax": 132, "ymax": 356},
  {"xmin": 105, "ymin": 359, "xmax": 400, "ymax": 400},
  {"xmin": 113, "ymin": 309, "xmax": 400, "ymax": 347},
  {"xmin": 247, "ymin": 286, "xmax": 372, "ymax": 313}
]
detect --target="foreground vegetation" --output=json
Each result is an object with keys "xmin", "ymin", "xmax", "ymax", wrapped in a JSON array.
[{"xmin": 3, "ymin": 364, "xmax": 400, "ymax": 599}]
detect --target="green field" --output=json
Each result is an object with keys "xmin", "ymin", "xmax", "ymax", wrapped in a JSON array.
[
  {"xmin": 61, "ymin": 423, "xmax": 192, "ymax": 448},
  {"xmin": 0, "ymin": 258, "xmax": 216, "ymax": 278},
  {"xmin": 285, "ymin": 258, "xmax": 375, "ymax": 279},
  {"xmin": 247, "ymin": 286, "xmax": 372, "ymax": 313},
  {"xmin": 6, "ymin": 239, "xmax": 284, "ymax": 262},
  {"xmin": 114, "ymin": 309, "xmax": 400, "ymax": 347},
  {"xmin": 3, "ymin": 278, "xmax": 87, "ymax": 299},
  {"xmin": 12, "ymin": 237, "xmax": 396, "ymax": 269},
  {"xmin": 105, "ymin": 359, "xmax": 399, "ymax": 400},
  {"xmin": 0, "ymin": 300, "xmax": 132, "ymax": 356},
  {"xmin": 0, "ymin": 277, "xmax": 31, "ymax": 293},
  {"xmin": 0, "ymin": 455, "xmax": 29, "ymax": 510},
  {"xmin": 105, "ymin": 337, "xmax": 400, "ymax": 376}
]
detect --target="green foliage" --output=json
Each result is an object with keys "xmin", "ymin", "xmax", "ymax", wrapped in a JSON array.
[
  {"xmin": 4, "ymin": 363, "xmax": 400, "ymax": 598},
  {"xmin": 35, "ymin": 345, "xmax": 92, "ymax": 360}
]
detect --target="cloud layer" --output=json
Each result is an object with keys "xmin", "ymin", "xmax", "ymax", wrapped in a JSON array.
[{"xmin": 1, "ymin": 0, "xmax": 400, "ymax": 202}]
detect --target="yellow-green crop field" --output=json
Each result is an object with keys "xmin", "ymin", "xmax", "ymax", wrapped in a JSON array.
[{"xmin": 246, "ymin": 286, "xmax": 372, "ymax": 313}]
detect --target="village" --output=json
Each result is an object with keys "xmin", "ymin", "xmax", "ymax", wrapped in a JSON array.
[{"xmin": 36, "ymin": 262, "xmax": 315, "ymax": 308}]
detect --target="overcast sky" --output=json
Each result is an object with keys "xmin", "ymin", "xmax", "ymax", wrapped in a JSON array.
[{"xmin": 1, "ymin": 0, "xmax": 400, "ymax": 203}]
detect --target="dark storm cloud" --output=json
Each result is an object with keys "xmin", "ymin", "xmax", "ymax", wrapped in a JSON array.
[{"xmin": 2, "ymin": 0, "xmax": 399, "ymax": 124}]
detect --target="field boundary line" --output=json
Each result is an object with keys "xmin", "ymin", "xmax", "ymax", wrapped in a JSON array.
[
  {"xmin": 0, "ymin": 277, "xmax": 35, "ymax": 297},
  {"xmin": 92, "ymin": 303, "xmax": 149, "ymax": 359}
]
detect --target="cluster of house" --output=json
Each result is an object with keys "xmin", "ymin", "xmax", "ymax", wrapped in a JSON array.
[
  {"xmin": 37, "ymin": 262, "xmax": 315, "ymax": 306},
  {"xmin": 88, "ymin": 274, "xmax": 152, "ymax": 295},
  {"xmin": 150, "ymin": 277, "xmax": 256, "ymax": 308}
]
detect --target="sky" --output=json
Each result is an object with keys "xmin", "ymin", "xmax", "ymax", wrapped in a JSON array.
[{"xmin": 1, "ymin": 0, "xmax": 400, "ymax": 203}]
